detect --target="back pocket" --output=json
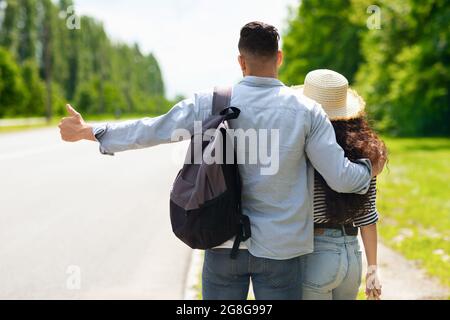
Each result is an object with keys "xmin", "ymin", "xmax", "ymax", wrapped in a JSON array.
[{"xmin": 303, "ymin": 247, "xmax": 342, "ymax": 290}]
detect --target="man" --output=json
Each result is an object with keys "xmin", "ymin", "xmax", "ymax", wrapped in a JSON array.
[{"xmin": 59, "ymin": 21, "xmax": 384, "ymax": 300}]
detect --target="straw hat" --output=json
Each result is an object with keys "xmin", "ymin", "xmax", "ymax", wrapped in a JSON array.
[{"xmin": 293, "ymin": 69, "xmax": 365, "ymax": 120}]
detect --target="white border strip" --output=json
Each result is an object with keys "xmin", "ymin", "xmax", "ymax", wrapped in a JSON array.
[{"xmin": 183, "ymin": 249, "xmax": 203, "ymax": 300}]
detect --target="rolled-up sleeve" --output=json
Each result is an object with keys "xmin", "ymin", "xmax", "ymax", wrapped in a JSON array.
[
  {"xmin": 92, "ymin": 123, "xmax": 111, "ymax": 155},
  {"xmin": 305, "ymin": 103, "xmax": 372, "ymax": 194},
  {"xmin": 91, "ymin": 93, "xmax": 212, "ymax": 155}
]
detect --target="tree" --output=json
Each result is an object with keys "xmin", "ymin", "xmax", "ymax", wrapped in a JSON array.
[
  {"xmin": 0, "ymin": 0, "xmax": 20, "ymax": 54},
  {"xmin": 58, "ymin": 0, "xmax": 79, "ymax": 100},
  {"xmin": 353, "ymin": 0, "xmax": 450, "ymax": 135},
  {"xmin": 0, "ymin": 48, "xmax": 26, "ymax": 117},
  {"xmin": 0, "ymin": 0, "xmax": 169, "ymax": 119},
  {"xmin": 102, "ymin": 82, "xmax": 127, "ymax": 115},
  {"xmin": 17, "ymin": 0, "xmax": 37, "ymax": 63},
  {"xmin": 74, "ymin": 79, "xmax": 98, "ymax": 114},
  {"xmin": 38, "ymin": 0, "xmax": 56, "ymax": 121},
  {"xmin": 280, "ymin": 0, "xmax": 363, "ymax": 85},
  {"xmin": 20, "ymin": 59, "xmax": 45, "ymax": 116},
  {"xmin": 281, "ymin": 0, "xmax": 449, "ymax": 136}
]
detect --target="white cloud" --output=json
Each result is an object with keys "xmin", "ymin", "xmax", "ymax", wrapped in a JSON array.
[{"xmin": 74, "ymin": 0, "xmax": 298, "ymax": 98}]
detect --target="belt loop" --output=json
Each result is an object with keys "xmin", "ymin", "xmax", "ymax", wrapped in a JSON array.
[{"xmin": 340, "ymin": 225, "xmax": 346, "ymax": 237}]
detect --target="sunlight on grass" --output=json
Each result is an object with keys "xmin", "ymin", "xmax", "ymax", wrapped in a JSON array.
[
  {"xmin": 377, "ymin": 137, "xmax": 450, "ymax": 287},
  {"xmin": 0, "ymin": 114, "xmax": 158, "ymax": 135},
  {"xmin": 0, "ymin": 120, "xmax": 58, "ymax": 133}
]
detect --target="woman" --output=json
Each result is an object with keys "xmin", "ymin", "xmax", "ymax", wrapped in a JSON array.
[{"xmin": 294, "ymin": 69, "xmax": 385, "ymax": 300}]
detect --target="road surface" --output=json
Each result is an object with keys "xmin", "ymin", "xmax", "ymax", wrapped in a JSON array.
[{"xmin": 0, "ymin": 126, "xmax": 192, "ymax": 299}]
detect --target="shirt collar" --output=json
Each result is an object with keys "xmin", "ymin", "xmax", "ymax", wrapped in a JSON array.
[{"xmin": 239, "ymin": 76, "xmax": 285, "ymax": 88}]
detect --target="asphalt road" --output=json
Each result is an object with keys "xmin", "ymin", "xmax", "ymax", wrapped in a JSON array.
[{"xmin": 0, "ymin": 126, "xmax": 192, "ymax": 299}]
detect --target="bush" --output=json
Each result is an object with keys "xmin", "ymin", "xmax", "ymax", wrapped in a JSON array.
[
  {"xmin": 0, "ymin": 48, "xmax": 27, "ymax": 117},
  {"xmin": 281, "ymin": 0, "xmax": 450, "ymax": 136},
  {"xmin": 74, "ymin": 79, "xmax": 99, "ymax": 114},
  {"xmin": 20, "ymin": 59, "xmax": 46, "ymax": 117},
  {"xmin": 354, "ymin": 0, "xmax": 450, "ymax": 136}
]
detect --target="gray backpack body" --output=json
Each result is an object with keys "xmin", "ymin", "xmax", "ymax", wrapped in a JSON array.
[{"xmin": 169, "ymin": 87, "xmax": 251, "ymax": 259}]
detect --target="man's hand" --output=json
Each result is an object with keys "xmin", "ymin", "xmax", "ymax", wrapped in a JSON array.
[{"xmin": 58, "ymin": 104, "xmax": 96, "ymax": 142}]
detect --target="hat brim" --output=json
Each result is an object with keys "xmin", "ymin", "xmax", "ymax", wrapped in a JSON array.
[{"xmin": 293, "ymin": 85, "xmax": 365, "ymax": 120}]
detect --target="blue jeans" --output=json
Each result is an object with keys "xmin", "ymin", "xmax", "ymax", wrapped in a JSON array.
[
  {"xmin": 302, "ymin": 228, "xmax": 362, "ymax": 300},
  {"xmin": 202, "ymin": 248, "xmax": 304, "ymax": 300}
]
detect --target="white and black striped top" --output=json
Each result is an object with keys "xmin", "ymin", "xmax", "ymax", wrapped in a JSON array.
[{"xmin": 314, "ymin": 175, "xmax": 379, "ymax": 227}]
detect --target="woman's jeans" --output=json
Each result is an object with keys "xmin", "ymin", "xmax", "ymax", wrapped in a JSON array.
[
  {"xmin": 302, "ymin": 228, "xmax": 362, "ymax": 300},
  {"xmin": 202, "ymin": 248, "xmax": 304, "ymax": 300}
]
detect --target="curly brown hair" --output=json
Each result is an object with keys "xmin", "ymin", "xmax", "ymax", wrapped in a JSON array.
[{"xmin": 316, "ymin": 114, "xmax": 387, "ymax": 224}]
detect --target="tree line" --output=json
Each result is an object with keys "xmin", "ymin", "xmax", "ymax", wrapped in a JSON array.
[
  {"xmin": 281, "ymin": 0, "xmax": 449, "ymax": 136},
  {"xmin": 0, "ymin": 0, "xmax": 171, "ymax": 120}
]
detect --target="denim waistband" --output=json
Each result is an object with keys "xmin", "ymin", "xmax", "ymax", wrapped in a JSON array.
[{"xmin": 314, "ymin": 228, "xmax": 359, "ymax": 244}]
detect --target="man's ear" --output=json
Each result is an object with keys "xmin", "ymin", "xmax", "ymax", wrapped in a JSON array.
[
  {"xmin": 238, "ymin": 55, "xmax": 246, "ymax": 74},
  {"xmin": 277, "ymin": 50, "xmax": 283, "ymax": 68}
]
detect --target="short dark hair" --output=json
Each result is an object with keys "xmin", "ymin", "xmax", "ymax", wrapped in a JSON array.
[{"xmin": 238, "ymin": 21, "xmax": 280, "ymax": 58}]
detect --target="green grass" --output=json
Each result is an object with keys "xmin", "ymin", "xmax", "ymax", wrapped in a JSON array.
[
  {"xmin": 0, "ymin": 124, "xmax": 46, "ymax": 134},
  {"xmin": 376, "ymin": 137, "xmax": 450, "ymax": 288},
  {"xmin": 357, "ymin": 277, "xmax": 366, "ymax": 300},
  {"xmin": 82, "ymin": 113, "xmax": 159, "ymax": 121},
  {"xmin": 0, "ymin": 113, "xmax": 159, "ymax": 134},
  {"xmin": 195, "ymin": 253, "xmax": 203, "ymax": 300}
]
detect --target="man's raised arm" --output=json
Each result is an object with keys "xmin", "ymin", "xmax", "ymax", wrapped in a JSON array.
[
  {"xmin": 305, "ymin": 103, "xmax": 385, "ymax": 194},
  {"xmin": 59, "ymin": 94, "xmax": 210, "ymax": 155}
]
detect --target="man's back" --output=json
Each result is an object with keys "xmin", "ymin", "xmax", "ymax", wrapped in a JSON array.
[{"xmin": 229, "ymin": 76, "xmax": 316, "ymax": 259}]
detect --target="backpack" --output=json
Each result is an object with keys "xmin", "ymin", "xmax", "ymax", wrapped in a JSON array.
[{"xmin": 169, "ymin": 87, "xmax": 251, "ymax": 259}]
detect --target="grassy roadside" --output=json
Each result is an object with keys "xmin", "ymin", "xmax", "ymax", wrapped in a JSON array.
[
  {"xmin": 0, "ymin": 113, "xmax": 158, "ymax": 134},
  {"xmin": 376, "ymin": 137, "xmax": 450, "ymax": 288},
  {"xmin": 0, "ymin": 121, "xmax": 57, "ymax": 133},
  {"xmin": 83, "ymin": 113, "xmax": 159, "ymax": 121}
]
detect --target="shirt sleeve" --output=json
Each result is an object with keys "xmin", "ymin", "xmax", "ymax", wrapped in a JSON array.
[
  {"xmin": 353, "ymin": 178, "xmax": 379, "ymax": 227},
  {"xmin": 91, "ymin": 93, "xmax": 212, "ymax": 156},
  {"xmin": 92, "ymin": 123, "xmax": 111, "ymax": 155},
  {"xmin": 305, "ymin": 103, "xmax": 372, "ymax": 194}
]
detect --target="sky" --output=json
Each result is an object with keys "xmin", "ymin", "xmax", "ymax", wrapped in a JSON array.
[{"xmin": 74, "ymin": 0, "xmax": 299, "ymax": 99}]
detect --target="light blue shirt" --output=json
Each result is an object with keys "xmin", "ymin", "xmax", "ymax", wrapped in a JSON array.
[{"xmin": 93, "ymin": 76, "xmax": 372, "ymax": 260}]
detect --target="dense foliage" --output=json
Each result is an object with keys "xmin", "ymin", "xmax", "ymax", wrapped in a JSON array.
[
  {"xmin": 281, "ymin": 0, "xmax": 450, "ymax": 136},
  {"xmin": 0, "ymin": 0, "xmax": 170, "ymax": 119}
]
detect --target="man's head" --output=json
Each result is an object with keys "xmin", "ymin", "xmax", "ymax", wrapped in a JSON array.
[{"xmin": 238, "ymin": 21, "xmax": 282, "ymax": 77}]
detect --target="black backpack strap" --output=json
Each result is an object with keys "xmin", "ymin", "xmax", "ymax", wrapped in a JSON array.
[
  {"xmin": 230, "ymin": 215, "xmax": 251, "ymax": 259},
  {"xmin": 212, "ymin": 86, "xmax": 232, "ymax": 115},
  {"xmin": 213, "ymin": 86, "xmax": 250, "ymax": 259},
  {"xmin": 230, "ymin": 144, "xmax": 251, "ymax": 259}
]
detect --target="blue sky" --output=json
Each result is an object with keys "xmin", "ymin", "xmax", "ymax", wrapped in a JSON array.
[{"xmin": 75, "ymin": 0, "xmax": 298, "ymax": 98}]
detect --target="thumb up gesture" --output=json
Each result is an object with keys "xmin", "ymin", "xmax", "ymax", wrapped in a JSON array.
[{"xmin": 58, "ymin": 104, "xmax": 95, "ymax": 142}]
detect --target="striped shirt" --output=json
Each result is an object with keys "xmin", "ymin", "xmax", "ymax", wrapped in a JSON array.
[{"xmin": 314, "ymin": 174, "xmax": 378, "ymax": 227}]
